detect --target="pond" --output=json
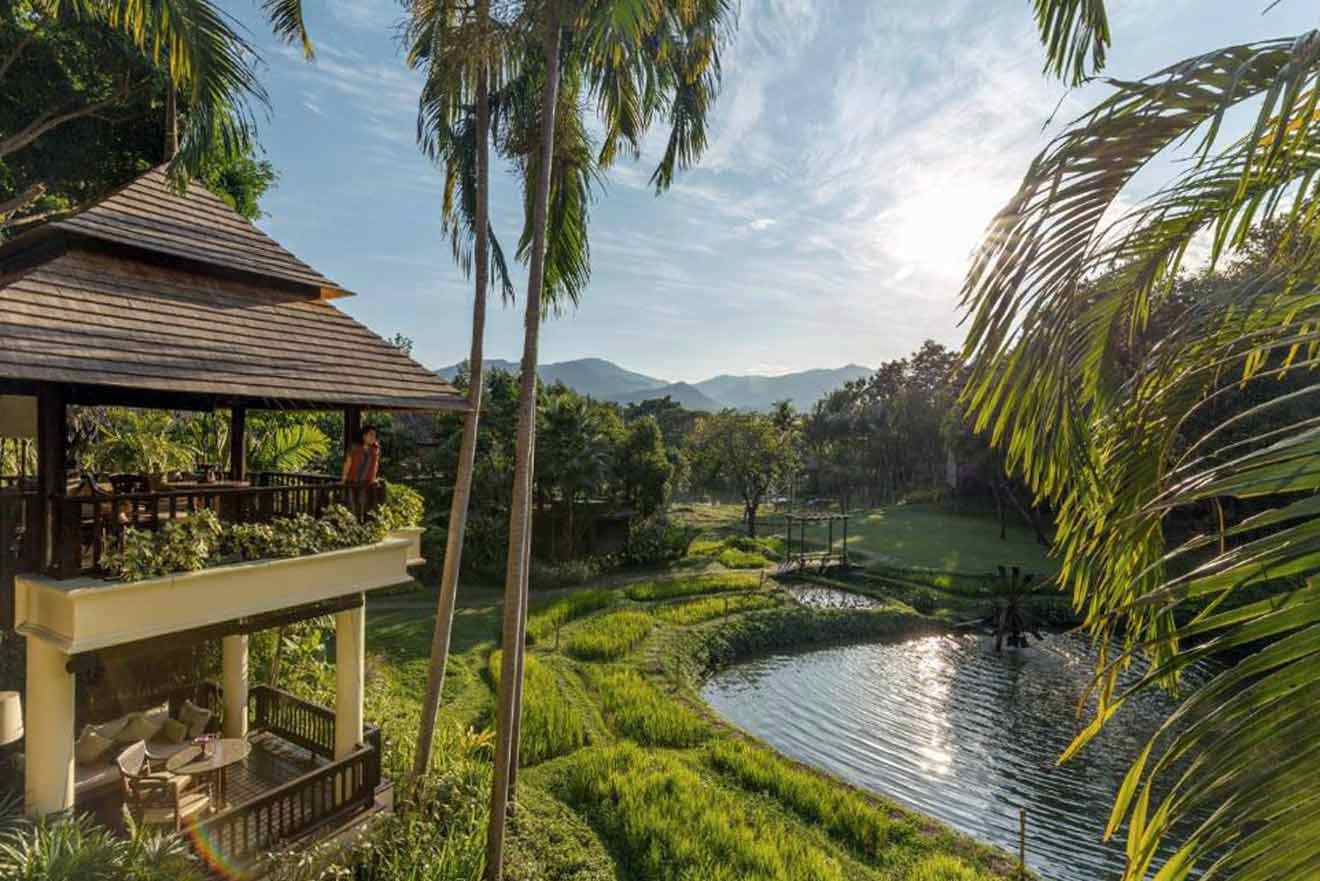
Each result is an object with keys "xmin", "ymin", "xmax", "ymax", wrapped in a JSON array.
[{"xmin": 702, "ymin": 591, "xmax": 1207, "ymax": 881}]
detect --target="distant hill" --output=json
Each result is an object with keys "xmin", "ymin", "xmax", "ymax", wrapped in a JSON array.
[
  {"xmin": 435, "ymin": 357, "xmax": 871, "ymax": 411},
  {"xmin": 694, "ymin": 365, "xmax": 873, "ymax": 411},
  {"xmin": 436, "ymin": 357, "xmax": 668, "ymax": 400},
  {"xmin": 608, "ymin": 382, "xmax": 723, "ymax": 412}
]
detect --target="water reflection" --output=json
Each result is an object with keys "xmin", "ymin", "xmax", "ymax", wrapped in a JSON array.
[{"xmin": 702, "ymin": 624, "xmax": 1207, "ymax": 881}]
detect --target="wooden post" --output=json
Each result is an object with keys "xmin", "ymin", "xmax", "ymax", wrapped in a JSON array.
[
  {"xmin": 842, "ymin": 516, "xmax": 849, "ymax": 567},
  {"xmin": 36, "ymin": 385, "xmax": 66, "ymax": 574},
  {"xmin": 1019, "ymin": 807, "xmax": 1026, "ymax": 878},
  {"xmin": 229, "ymin": 406, "xmax": 247, "ymax": 481},
  {"xmin": 343, "ymin": 406, "xmax": 362, "ymax": 461}
]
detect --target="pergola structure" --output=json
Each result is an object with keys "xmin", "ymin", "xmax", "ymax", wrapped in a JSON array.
[
  {"xmin": 781, "ymin": 511, "xmax": 851, "ymax": 572},
  {"xmin": 0, "ymin": 166, "xmax": 466, "ymax": 867}
]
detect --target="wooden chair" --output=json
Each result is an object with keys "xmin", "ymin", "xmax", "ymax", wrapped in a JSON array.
[{"xmin": 117, "ymin": 741, "xmax": 211, "ymax": 832}]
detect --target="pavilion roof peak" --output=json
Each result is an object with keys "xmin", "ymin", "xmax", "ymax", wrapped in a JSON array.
[{"xmin": 49, "ymin": 165, "xmax": 352, "ymax": 299}]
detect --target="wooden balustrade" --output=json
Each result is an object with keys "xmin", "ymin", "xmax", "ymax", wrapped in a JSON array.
[
  {"xmin": 51, "ymin": 481, "xmax": 386, "ymax": 579},
  {"xmin": 250, "ymin": 685, "xmax": 336, "ymax": 760},
  {"xmin": 0, "ymin": 489, "xmax": 39, "ymax": 629},
  {"xmin": 190, "ymin": 739, "xmax": 379, "ymax": 869},
  {"xmin": 185, "ymin": 685, "xmax": 382, "ymax": 871},
  {"xmin": 251, "ymin": 471, "xmax": 341, "ymax": 488}
]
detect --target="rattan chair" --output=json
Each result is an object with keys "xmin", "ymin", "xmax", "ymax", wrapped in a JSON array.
[{"xmin": 117, "ymin": 741, "xmax": 210, "ymax": 831}]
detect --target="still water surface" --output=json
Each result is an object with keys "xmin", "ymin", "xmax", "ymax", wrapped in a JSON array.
[{"xmin": 703, "ymin": 591, "xmax": 1204, "ymax": 881}]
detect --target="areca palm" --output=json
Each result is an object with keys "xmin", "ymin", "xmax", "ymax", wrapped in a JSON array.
[
  {"xmin": 405, "ymin": 0, "xmax": 515, "ymax": 781},
  {"xmin": 480, "ymin": 2, "xmax": 735, "ymax": 877},
  {"xmin": 964, "ymin": 4, "xmax": 1320, "ymax": 880}
]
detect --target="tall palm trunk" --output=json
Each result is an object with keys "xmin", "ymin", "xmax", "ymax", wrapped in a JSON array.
[
  {"xmin": 505, "ymin": 441, "xmax": 534, "ymax": 806},
  {"xmin": 485, "ymin": 6, "xmax": 561, "ymax": 878},
  {"xmin": 412, "ymin": 39, "xmax": 492, "ymax": 780}
]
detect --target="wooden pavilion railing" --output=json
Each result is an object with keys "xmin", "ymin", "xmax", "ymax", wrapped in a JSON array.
[
  {"xmin": 251, "ymin": 471, "xmax": 341, "ymax": 489},
  {"xmin": 191, "ymin": 686, "xmax": 383, "ymax": 871},
  {"xmin": 51, "ymin": 481, "xmax": 386, "ymax": 579},
  {"xmin": 0, "ymin": 487, "xmax": 40, "ymax": 629}
]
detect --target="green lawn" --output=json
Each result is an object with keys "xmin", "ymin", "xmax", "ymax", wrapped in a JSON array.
[
  {"xmin": 674, "ymin": 501, "xmax": 1056, "ymax": 575},
  {"xmin": 347, "ymin": 575, "xmax": 1021, "ymax": 881}
]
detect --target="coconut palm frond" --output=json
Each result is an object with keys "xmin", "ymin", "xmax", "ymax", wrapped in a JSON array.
[
  {"xmin": 261, "ymin": 0, "xmax": 315, "ymax": 59},
  {"xmin": 1032, "ymin": 0, "xmax": 1110, "ymax": 85}
]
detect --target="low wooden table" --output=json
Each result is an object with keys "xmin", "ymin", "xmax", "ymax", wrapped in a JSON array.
[{"xmin": 166, "ymin": 738, "xmax": 252, "ymax": 808}]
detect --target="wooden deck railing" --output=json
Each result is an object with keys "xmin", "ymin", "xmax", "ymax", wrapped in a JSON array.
[
  {"xmin": 250, "ymin": 685, "xmax": 336, "ymax": 759},
  {"xmin": 251, "ymin": 471, "xmax": 341, "ymax": 488},
  {"xmin": 189, "ymin": 686, "xmax": 383, "ymax": 871},
  {"xmin": 51, "ymin": 481, "xmax": 385, "ymax": 579},
  {"xmin": 0, "ymin": 488, "xmax": 40, "ymax": 629}
]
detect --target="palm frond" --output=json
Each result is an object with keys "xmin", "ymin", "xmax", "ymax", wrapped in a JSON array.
[
  {"xmin": 1031, "ymin": 0, "xmax": 1110, "ymax": 85},
  {"xmin": 262, "ymin": 0, "xmax": 315, "ymax": 59}
]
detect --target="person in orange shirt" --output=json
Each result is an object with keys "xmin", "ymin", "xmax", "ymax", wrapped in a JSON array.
[{"xmin": 342, "ymin": 424, "xmax": 381, "ymax": 485}]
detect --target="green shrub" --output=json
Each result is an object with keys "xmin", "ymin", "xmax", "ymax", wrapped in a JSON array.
[
  {"xmin": 625, "ymin": 573, "xmax": 761, "ymax": 602},
  {"xmin": 905, "ymin": 854, "xmax": 998, "ymax": 881},
  {"xmin": 526, "ymin": 589, "xmax": 616, "ymax": 645},
  {"xmin": 375, "ymin": 481, "xmax": 425, "ymax": 531},
  {"xmin": 912, "ymin": 590, "xmax": 937, "ymax": 615},
  {"xmin": 558, "ymin": 744, "xmax": 845, "ymax": 881},
  {"xmin": 653, "ymin": 594, "xmax": 780, "ymax": 626},
  {"xmin": 717, "ymin": 547, "xmax": 772, "ymax": 569},
  {"xmin": 0, "ymin": 806, "xmax": 204, "ymax": 881},
  {"xmin": 595, "ymin": 670, "xmax": 708, "ymax": 747},
  {"xmin": 100, "ymin": 502, "xmax": 397, "ymax": 582},
  {"xmin": 620, "ymin": 515, "xmax": 697, "ymax": 565},
  {"xmin": 528, "ymin": 557, "xmax": 604, "ymax": 591},
  {"xmin": 486, "ymin": 651, "xmax": 588, "ymax": 765},
  {"xmin": 562, "ymin": 611, "xmax": 653, "ymax": 661},
  {"xmin": 707, "ymin": 739, "xmax": 917, "ymax": 860},
  {"xmin": 100, "ymin": 509, "xmax": 222, "ymax": 581}
]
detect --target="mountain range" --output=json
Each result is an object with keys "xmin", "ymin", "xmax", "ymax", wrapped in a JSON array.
[{"xmin": 434, "ymin": 357, "xmax": 872, "ymax": 411}]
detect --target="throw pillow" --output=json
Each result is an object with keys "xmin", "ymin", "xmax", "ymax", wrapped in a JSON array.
[
  {"xmin": 179, "ymin": 699, "xmax": 212, "ymax": 739},
  {"xmin": 160, "ymin": 718, "xmax": 189, "ymax": 744},
  {"xmin": 117, "ymin": 711, "xmax": 163, "ymax": 744},
  {"xmin": 74, "ymin": 726, "xmax": 115, "ymax": 765},
  {"xmin": 89, "ymin": 716, "xmax": 128, "ymax": 742}
]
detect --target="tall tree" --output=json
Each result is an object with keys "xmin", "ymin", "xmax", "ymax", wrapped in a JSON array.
[
  {"xmin": 963, "ymin": 4, "xmax": 1320, "ymax": 879},
  {"xmin": 689, "ymin": 410, "xmax": 793, "ymax": 537},
  {"xmin": 483, "ymin": 0, "xmax": 737, "ymax": 875},
  {"xmin": 1, "ymin": 0, "xmax": 314, "ymax": 230},
  {"xmin": 406, "ymin": 0, "xmax": 512, "ymax": 781}
]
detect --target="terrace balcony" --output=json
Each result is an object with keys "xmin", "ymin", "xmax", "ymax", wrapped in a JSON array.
[{"xmin": 72, "ymin": 683, "xmax": 387, "ymax": 878}]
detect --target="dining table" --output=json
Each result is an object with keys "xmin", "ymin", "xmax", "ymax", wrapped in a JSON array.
[{"xmin": 165, "ymin": 738, "xmax": 253, "ymax": 808}]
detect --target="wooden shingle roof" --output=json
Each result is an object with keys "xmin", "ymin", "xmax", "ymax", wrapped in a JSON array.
[
  {"xmin": 50, "ymin": 166, "xmax": 348, "ymax": 298},
  {"xmin": 0, "ymin": 250, "xmax": 465, "ymax": 410},
  {"xmin": 0, "ymin": 167, "xmax": 466, "ymax": 412}
]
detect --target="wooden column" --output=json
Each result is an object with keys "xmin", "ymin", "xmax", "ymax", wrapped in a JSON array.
[
  {"xmin": 221, "ymin": 634, "xmax": 249, "ymax": 738},
  {"xmin": 36, "ymin": 385, "xmax": 66, "ymax": 573},
  {"xmin": 343, "ymin": 407, "xmax": 362, "ymax": 459},
  {"xmin": 334, "ymin": 599, "xmax": 365, "ymax": 760},
  {"xmin": 229, "ymin": 406, "xmax": 247, "ymax": 481},
  {"xmin": 25, "ymin": 636, "xmax": 75, "ymax": 815}
]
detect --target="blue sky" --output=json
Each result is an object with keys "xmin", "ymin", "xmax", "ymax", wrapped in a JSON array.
[{"xmin": 230, "ymin": 0, "xmax": 1314, "ymax": 382}]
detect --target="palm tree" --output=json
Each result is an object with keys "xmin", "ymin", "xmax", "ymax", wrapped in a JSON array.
[
  {"xmin": 405, "ymin": 0, "xmax": 516, "ymax": 781},
  {"xmin": 482, "ymin": 2, "xmax": 735, "ymax": 876},
  {"xmin": 2, "ymin": 0, "xmax": 315, "ymax": 225},
  {"xmin": 964, "ymin": 4, "xmax": 1320, "ymax": 879}
]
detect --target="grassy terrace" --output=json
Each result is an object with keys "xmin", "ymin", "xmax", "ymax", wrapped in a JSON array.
[
  {"xmin": 673, "ymin": 501, "xmax": 1056, "ymax": 574},
  {"xmin": 348, "ymin": 564, "xmax": 1026, "ymax": 881}
]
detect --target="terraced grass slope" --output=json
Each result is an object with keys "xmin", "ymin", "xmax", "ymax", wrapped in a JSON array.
[{"xmin": 349, "ymin": 574, "xmax": 1023, "ymax": 881}]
